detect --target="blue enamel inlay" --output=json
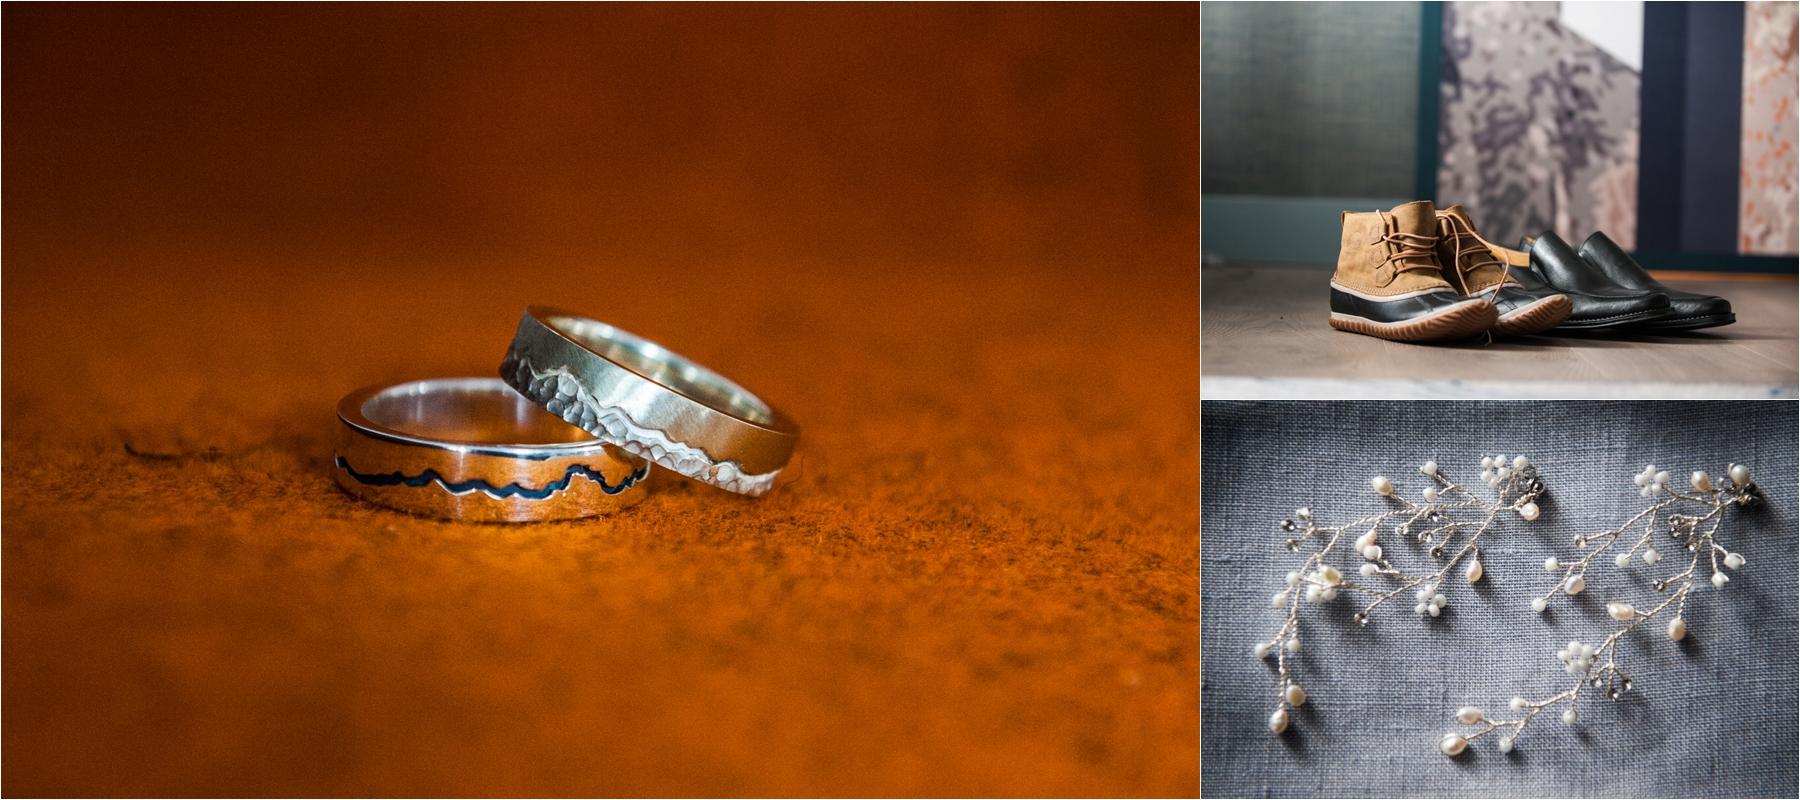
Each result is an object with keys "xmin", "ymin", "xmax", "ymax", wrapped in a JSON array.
[{"xmin": 334, "ymin": 455, "xmax": 648, "ymax": 499}]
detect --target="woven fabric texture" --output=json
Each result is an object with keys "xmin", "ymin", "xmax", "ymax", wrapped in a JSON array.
[{"xmin": 1201, "ymin": 401, "xmax": 1797, "ymax": 798}]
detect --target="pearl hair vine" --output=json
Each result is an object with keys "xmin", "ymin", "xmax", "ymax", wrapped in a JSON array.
[
  {"xmin": 1258, "ymin": 456, "xmax": 1547, "ymax": 736},
  {"xmin": 1442, "ymin": 463, "xmax": 1762, "ymax": 757}
]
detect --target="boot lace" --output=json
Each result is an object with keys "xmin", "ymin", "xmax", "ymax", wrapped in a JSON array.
[
  {"xmin": 1437, "ymin": 213, "xmax": 1514, "ymax": 302},
  {"xmin": 1369, "ymin": 211, "xmax": 1440, "ymax": 279}
]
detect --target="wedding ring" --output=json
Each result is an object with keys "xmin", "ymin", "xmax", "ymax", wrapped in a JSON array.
[
  {"xmin": 334, "ymin": 377, "xmax": 650, "ymax": 522},
  {"xmin": 499, "ymin": 307, "xmax": 799, "ymax": 496}
]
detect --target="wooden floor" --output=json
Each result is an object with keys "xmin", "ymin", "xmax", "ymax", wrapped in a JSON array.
[{"xmin": 1202, "ymin": 264, "xmax": 1799, "ymax": 399}]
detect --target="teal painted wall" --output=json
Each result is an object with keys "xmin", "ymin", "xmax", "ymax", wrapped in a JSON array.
[{"xmin": 1202, "ymin": 195, "xmax": 1408, "ymax": 266}]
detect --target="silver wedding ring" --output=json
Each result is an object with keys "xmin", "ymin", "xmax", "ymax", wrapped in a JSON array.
[
  {"xmin": 335, "ymin": 378, "xmax": 651, "ymax": 521},
  {"xmin": 500, "ymin": 307, "xmax": 800, "ymax": 496}
]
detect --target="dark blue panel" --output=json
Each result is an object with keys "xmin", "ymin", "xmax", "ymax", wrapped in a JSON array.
[
  {"xmin": 1679, "ymin": 2, "xmax": 1745, "ymax": 252},
  {"xmin": 1637, "ymin": 2, "xmax": 1689, "ymax": 252},
  {"xmin": 1416, "ymin": 1, "xmax": 1442, "ymax": 203}
]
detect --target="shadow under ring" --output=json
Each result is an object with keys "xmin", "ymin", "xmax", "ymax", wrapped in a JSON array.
[{"xmin": 334, "ymin": 377, "xmax": 651, "ymax": 522}]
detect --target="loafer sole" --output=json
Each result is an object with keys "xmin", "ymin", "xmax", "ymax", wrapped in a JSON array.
[
  {"xmin": 1551, "ymin": 307, "xmax": 1671, "ymax": 330},
  {"xmin": 1629, "ymin": 311, "xmax": 1736, "ymax": 331},
  {"xmin": 1328, "ymin": 300, "xmax": 1497, "ymax": 342},
  {"xmin": 1492, "ymin": 294, "xmax": 1573, "ymax": 337}
]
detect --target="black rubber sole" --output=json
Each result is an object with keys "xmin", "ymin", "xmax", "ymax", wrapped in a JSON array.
[
  {"xmin": 1492, "ymin": 294, "xmax": 1573, "ymax": 336},
  {"xmin": 1327, "ymin": 299, "xmax": 1498, "ymax": 342}
]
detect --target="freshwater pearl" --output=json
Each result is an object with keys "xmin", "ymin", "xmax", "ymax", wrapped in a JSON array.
[
  {"xmin": 1360, "ymin": 563, "xmax": 1379, "ymax": 578},
  {"xmin": 1286, "ymin": 637, "xmax": 1301, "ymax": 653},
  {"xmin": 1730, "ymin": 463, "xmax": 1751, "ymax": 487},
  {"xmin": 1725, "ymin": 552, "xmax": 1744, "ymax": 570},
  {"xmin": 1439, "ymin": 733, "xmax": 1467, "ymax": 756},
  {"xmin": 1255, "ymin": 642, "xmax": 1272, "ymax": 658},
  {"xmin": 1509, "ymin": 696, "xmax": 1528, "ymax": 711},
  {"xmin": 1531, "ymin": 598, "xmax": 1548, "ymax": 613},
  {"xmin": 1319, "ymin": 587, "xmax": 1338, "ymax": 602},
  {"xmin": 1296, "ymin": 507, "xmax": 1312, "ymax": 521},
  {"xmin": 1362, "ymin": 545, "xmax": 1383, "ymax": 561},
  {"xmin": 1355, "ymin": 531, "xmax": 1378, "ymax": 551},
  {"xmin": 1423, "ymin": 487, "xmax": 1438, "ymax": 502},
  {"xmin": 1668, "ymin": 616, "xmax": 1686, "ymax": 641},
  {"xmin": 1371, "ymin": 476, "xmax": 1393, "ymax": 496},
  {"xmin": 1286, "ymin": 571, "xmax": 1303, "ymax": 588},
  {"xmin": 1421, "ymin": 460, "xmax": 1438, "ymax": 476},
  {"xmin": 1269, "ymin": 708, "xmax": 1289, "ymax": 735},
  {"xmin": 1607, "ymin": 602, "xmax": 1635, "ymax": 621},
  {"xmin": 1494, "ymin": 455, "xmax": 1506, "ymax": 469},
  {"xmin": 1643, "ymin": 548, "xmax": 1660, "ymax": 565},
  {"xmin": 1481, "ymin": 470, "xmax": 1494, "ymax": 483},
  {"xmin": 1561, "ymin": 652, "xmax": 1587, "ymax": 673},
  {"xmin": 1562, "ymin": 707, "xmax": 1577, "ymax": 724},
  {"xmin": 1565, "ymin": 574, "xmax": 1585, "ymax": 595},
  {"xmin": 1513, "ymin": 455, "xmax": 1529, "ymax": 470},
  {"xmin": 1544, "ymin": 556, "xmax": 1560, "ymax": 573},
  {"xmin": 1272, "ymin": 590, "xmax": 1289, "ymax": 609},
  {"xmin": 1285, "ymin": 684, "xmax": 1307, "ymax": 707},
  {"xmin": 1519, "ymin": 502, "xmax": 1540, "ymax": 521},
  {"xmin": 1481, "ymin": 456, "xmax": 1494, "ymax": 469},
  {"xmin": 1614, "ymin": 552, "xmax": 1632, "ymax": 568},
  {"xmin": 1415, "ymin": 603, "xmax": 1429, "ymax": 614},
  {"xmin": 1654, "ymin": 470, "xmax": 1670, "ymax": 486},
  {"xmin": 1497, "ymin": 467, "xmax": 1511, "ymax": 480},
  {"xmin": 1428, "ymin": 603, "xmax": 1440, "ymax": 617},
  {"xmin": 1633, "ymin": 473, "xmax": 1649, "ymax": 487},
  {"xmin": 1712, "ymin": 572, "xmax": 1728, "ymax": 589},
  {"xmin": 1465, "ymin": 558, "xmax": 1483, "ymax": 583},
  {"xmin": 1305, "ymin": 585, "xmax": 1322, "ymax": 603},
  {"xmin": 1456, "ymin": 705, "xmax": 1484, "ymax": 724},
  {"xmin": 1317, "ymin": 565, "xmax": 1342, "ymax": 586},
  {"xmin": 1691, "ymin": 471, "xmax": 1712, "ymax": 493},
  {"xmin": 1498, "ymin": 737, "xmax": 1515, "ymax": 754}
]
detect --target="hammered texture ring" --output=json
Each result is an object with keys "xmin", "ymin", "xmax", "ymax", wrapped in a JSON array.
[{"xmin": 500, "ymin": 307, "xmax": 800, "ymax": 496}]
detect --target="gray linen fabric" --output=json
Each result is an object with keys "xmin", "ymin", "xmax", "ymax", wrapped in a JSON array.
[{"xmin": 1201, "ymin": 402, "xmax": 1797, "ymax": 798}]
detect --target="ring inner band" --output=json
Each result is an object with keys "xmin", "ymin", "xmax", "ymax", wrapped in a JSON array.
[
  {"xmin": 542, "ymin": 313, "xmax": 777, "ymax": 426},
  {"xmin": 361, "ymin": 378, "xmax": 595, "ymax": 446}
]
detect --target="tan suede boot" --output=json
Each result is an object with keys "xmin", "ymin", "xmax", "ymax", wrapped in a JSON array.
[
  {"xmin": 1435, "ymin": 205, "xmax": 1571, "ymax": 336},
  {"xmin": 1328, "ymin": 200, "xmax": 1496, "ymax": 342}
]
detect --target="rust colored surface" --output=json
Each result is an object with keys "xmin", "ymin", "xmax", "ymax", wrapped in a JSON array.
[{"xmin": 3, "ymin": 5, "xmax": 1198, "ymax": 796}]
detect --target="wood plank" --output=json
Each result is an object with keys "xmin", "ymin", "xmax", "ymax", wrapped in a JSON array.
[{"xmin": 1202, "ymin": 264, "xmax": 1798, "ymax": 398}]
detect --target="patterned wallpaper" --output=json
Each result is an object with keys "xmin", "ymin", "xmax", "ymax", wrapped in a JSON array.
[
  {"xmin": 1740, "ymin": 1, "xmax": 1798, "ymax": 255},
  {"xmin": 1436, "ymin": 2, "xmax": 1640, "ymax": 249}
]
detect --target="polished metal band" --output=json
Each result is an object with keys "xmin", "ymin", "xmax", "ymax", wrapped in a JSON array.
[
  {"xmin": 334, "ymin": 378, "xmax": 650, "ymax": 522},
  {"xmin": 499, "ymin": 307, "xmax": 800, "ymax": 496}
]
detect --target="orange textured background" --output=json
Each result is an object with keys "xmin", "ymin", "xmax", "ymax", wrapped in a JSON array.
[{"xmin": 2, "ymin": 4, "xmax": 1198, "ymax": 796}]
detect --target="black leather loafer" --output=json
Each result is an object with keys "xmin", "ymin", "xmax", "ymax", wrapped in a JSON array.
[
  {"xmin": 1576, "ymin": 232, "xmax": 1735, "ymax": 331},
  {"xmin": 1506, "ymin": 233, "xmax": 1672, "ymax": 330}
]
